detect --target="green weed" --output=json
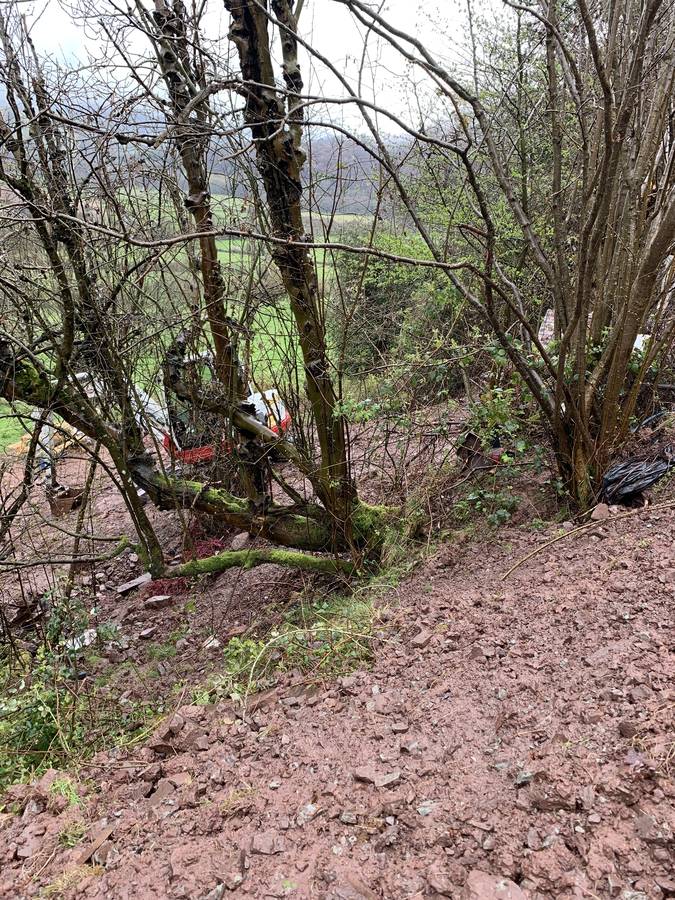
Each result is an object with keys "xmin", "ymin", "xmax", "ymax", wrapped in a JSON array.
[
  {"xmin": 58, "ymin": 820, "xmax": 86, "ymax": 847},
  {"xmin": 49, "ymin": 777, "xmax": 82, "ymax": 808},
  {"xmin": 194, "ymin": 592, "xmax": 376, "ymax": 704}
]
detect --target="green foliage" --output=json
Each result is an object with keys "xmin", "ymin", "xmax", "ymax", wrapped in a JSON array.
[
  {"xmin": 194, "ymin": 594, "xmax": 374, "ymax": 703},
  {"xmin": 468, "ymin": 386, "xmax": 530, "ymax": 453},
  {"xmin": 453, "ymin": 487, "xmax": 520, "ymax": 528},
  {"xmin": 146, "ymin": 642, "xmax": 177, "ymax": 661},
  {"xmin": 58, "ymin": 820, "xmax": 87, "ymax": 848},
  {"xmin": 0, "ymin": 401, "xmax": 31, "ymax": 452},
  {"xmin": 49, "ymin": 776, "xmax": 82, "ymax": 808},
  {"xmin": 0, "ymin": 622, "xmax": 162, "ymax": 792},
  {"xmin": 330, "ymin": 231, "xmax": 434, "ymax": 374}
]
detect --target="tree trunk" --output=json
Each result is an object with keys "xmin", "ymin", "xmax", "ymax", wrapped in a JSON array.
[{"xmin": 224, "ymin": 0, "xmax": 355, "ymax": 537}]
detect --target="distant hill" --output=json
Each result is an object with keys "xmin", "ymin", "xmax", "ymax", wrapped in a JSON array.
[{"xmin": 209, "ymin": 129, "xmax": 410, "ymax": 217}]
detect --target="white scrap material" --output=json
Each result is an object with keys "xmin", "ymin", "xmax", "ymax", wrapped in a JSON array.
[{"xmin": 65, "ymin": 628, "xmax": 97, "ymax": 652}]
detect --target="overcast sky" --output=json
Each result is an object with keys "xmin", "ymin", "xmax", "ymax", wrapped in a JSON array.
[
  {"xmin": 23, "ymin": 0, "xmax": 476, "ymax": 98},
  {"xmin": 21, "ymin": 0, "xmax": 487, "ymax": 130}
]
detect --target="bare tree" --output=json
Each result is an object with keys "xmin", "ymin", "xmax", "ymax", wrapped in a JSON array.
[
  {"xmin": 0, "ymin": 1, "xmax": 390, "ymax": 580},
  {"xmin": 332, "ymin": 0, "xmax": 675, "ymax": 505}
]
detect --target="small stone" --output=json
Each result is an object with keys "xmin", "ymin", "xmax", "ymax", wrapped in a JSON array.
[
  {"xmin": 515, "ymin": 771, "xmax": 534, "ymax": 787},
  {"xmin": 203, "ymin": 636, "xmax": 221, "ymax": 650},
  {"xmin": 619, "ymin": 720, "xmax": 638, "ymax": 738},
  {"xmin": 201, "ymin": 885, "xmax": 225, "ymax": 900},
  {"xmin": 427, "ymin": 871, "xmax": 453, "ymax": 896},
  {"xmin": 116, "ymin": 572, "xmax": 152, "ymax": 595},
  {"xmin": 268, "ymin": 780, "xmax": 282, "ymax": 790},
  {"xmin": 296, "ymin": 803, "xmax": 318, "ymax": 825},
  {"xmin": 526, "ymin": 827, "xmax": 540, "ymax": 850},
  {"xmin": 353, "ymin": 767, "xmax": 377, "ymax": 784},
  {"xmin": 411, "ymin": 629, "xmax": 433, "ymax": 649},
  {"xmin": 461, "ymin": 870, "xmax": 527, "ymax": 899},
  {"xmin": 230, "ymin": 532, "xmax": 249, "ymax": 552},
  {"xmin": 340, "ymin": 811, "xmax": 358, "ymax": 825},
  {"xmin": 417, "ymin": 800, "xmax": 435, "ymax": 816},
  {"xmin": 375, "ymin": 771, "xmax": 401, "ymax": 788},
  {"xmin": 144, "ymin": 595, "xmax": 172, "ymax": 610},
  {"xmin": 590, "ymin": 503, "xmax": 610, "ymax": 520},
  {"xmin": 251, "ymin": 830, "xmax": 285, "ymax": 855},
  {"xmin": 168, "ymin": 772, "xmax": 192, "ymax": 787},
  {"xmin": 635, "ymin": 814, "xmax": 661, "ymax": 842},
  {"xmin": 92, "ymin": 841, "xmax": 114, "ymax": 866},
  {"xmin": 139, "ymin": 627, "xmax": 157, "ymax": 640},
  {"xmin": 149, "ymin": 779, "xmax": 176, "ymax": 806},
  {"xmin": 391, "ymin": 721, "xmax": 409, "ymax": 734}
]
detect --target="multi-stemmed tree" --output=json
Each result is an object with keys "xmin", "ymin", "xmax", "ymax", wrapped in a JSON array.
[
  {"xmin": 332, "ymin": 0, "xmax": 675, "ymax": 504},
  {"xmin": 0, "ymin": 1, "xmax": 387, "ymax": 578}
]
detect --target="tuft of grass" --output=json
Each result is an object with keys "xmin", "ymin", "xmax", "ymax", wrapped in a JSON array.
[
  {"xmin": 146, "ymin": 642, "xmax": 177, "ymax": 661},
  {"xmin": 49, "ymin": 777, "xmax": 82, "ymax": 808},
  {"xmin": 58, "ymin": 820, "xmax": 87, "ymax": 848},
  {"xmin": 220, "ymin": 785, "xmax": 255, "ymax": 818},
  {"xmin": 0, "ymin": 647, "xmax": 164, "ymax": 792},
  {"xmin": 193, "ymin": 592, "xmax": 377, "ymax": 705},
  {"xmin": 0, "ymin": 400, "xmax": 31, "ymax": 453},
  {"xmin": 41, "ymin": 865, "xmax": 104, "ymax": 898}
]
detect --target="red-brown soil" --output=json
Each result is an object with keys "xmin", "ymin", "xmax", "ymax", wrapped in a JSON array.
[{"xmin": 1, "ymin": 487, "xmax": 673, "ymax": 899}]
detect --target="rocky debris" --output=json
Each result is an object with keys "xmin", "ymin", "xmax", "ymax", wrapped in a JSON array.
[
  {"xmin": 417, "ymin": 800, "xmax": 435, "ymax": 816},
  {"xmin": 230, "ymin": 532, "xmax": 249, "ymax": 552},
  {"xmin": 340, "ymin": 810, "xmax": 359, "ymax": 825},
  {"xmin": 352, "ymin": 767, "xmax": 401, "ymax": 788},
  {"xmin": 411, "ymin": 628, "xmax": 433, "ymax": 649},
  {"xmin": 326, "ymin": 875, "xmax": 378, "ymax": 899},
  {"xmin": 144, "ymin": 594, "xmax": 172, "ymax": 610},
  {"xmin": 75, "ymin": 824, "xmax": 116, "ymax": 866},
  {"xmin": 591, "ymin": 503, "xmax": 610, "ymax": 521},
  {"xmin": 376, "ymin": 771, "xmax": 401, "ymax": 788},
  {"xmin": 14, "ymin": 822, "xmax": 46, "ymax": 859},
  {"xmin": 427, "ymin": 869, "xmax": 455, "ymax": 896},
  {"xmin": 461, "ymin": 871, "xmax": 528, "ymax": 899},
  {"xmin": 251, "ymin": 830, "xmax": 286, "ymax": 855},
  {"xmin": 1, "ymin": 476, "xmax": 674, "ymax": 899},
  {"xmin": 116, "ymin": 572, "xmax": 152, "ymax": 595}
]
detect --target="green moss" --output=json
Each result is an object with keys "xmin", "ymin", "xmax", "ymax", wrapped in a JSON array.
[{"xmin": 168, "ymin": 548, "xmax": 354, "ymax": 578}]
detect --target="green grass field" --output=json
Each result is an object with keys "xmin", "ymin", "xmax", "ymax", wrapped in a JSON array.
[
  {"xmin": 0, "ymin": 201, "xmax": 373, "ymax": 452},
  {"xmin": 0, "ymin": 401, "xmax": 31, "ymax": 453}
]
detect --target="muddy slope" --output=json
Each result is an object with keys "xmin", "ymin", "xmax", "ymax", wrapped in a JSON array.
[{"xmin": 1, "ymin": 503, "xmax": 674, "ymax": 899}]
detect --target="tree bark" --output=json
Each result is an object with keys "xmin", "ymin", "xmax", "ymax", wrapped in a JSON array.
[{"xmin": 223, "ymin": 0, "xmax": 355, "ymax": 533}]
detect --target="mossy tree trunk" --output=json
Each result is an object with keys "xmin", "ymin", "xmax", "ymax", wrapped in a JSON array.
[{"xmin": 224, "ymin": 0, "xmax": 355, "ymax": 537}]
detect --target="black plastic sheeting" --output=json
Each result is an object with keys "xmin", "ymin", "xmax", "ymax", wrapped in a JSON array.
[{"xmin": 602, "ymin": 455, "xmax": 673, "ymax": 504}]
